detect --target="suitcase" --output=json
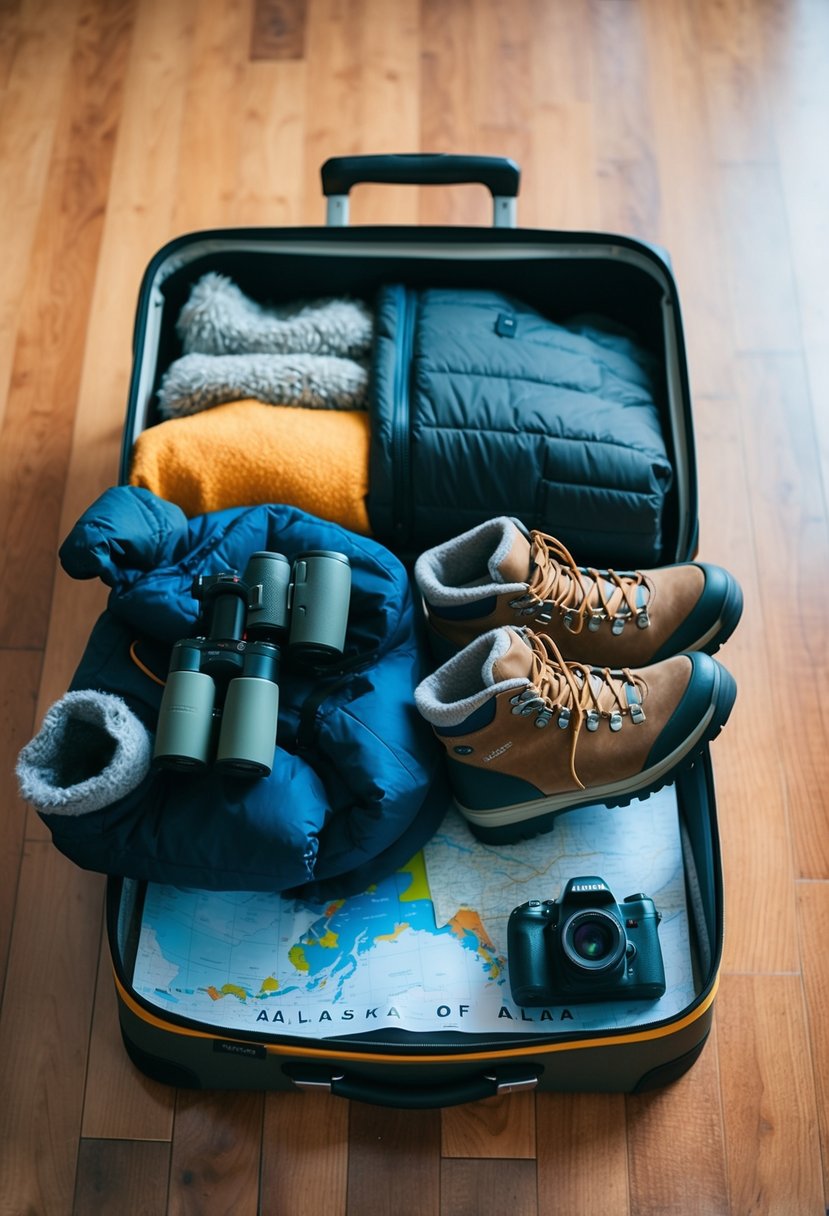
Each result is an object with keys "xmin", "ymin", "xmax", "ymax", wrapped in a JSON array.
[{"xmin": 105, "ymin": 155, "xmax": 723, "ymax": 1108}]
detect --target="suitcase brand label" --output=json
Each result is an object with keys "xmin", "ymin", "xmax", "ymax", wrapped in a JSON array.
[{"xmin": 213, "ymin": 1038, "xmax": 266, "ymax": 1060}]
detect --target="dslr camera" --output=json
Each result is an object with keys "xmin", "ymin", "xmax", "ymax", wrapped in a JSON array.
[
  {"xmin": 153, "ymin": 550, "xmax": 351, "ymax": 778},
  {"xmin": 507, "ymin": 876, "xmax": 666, "ymax": 1006}
]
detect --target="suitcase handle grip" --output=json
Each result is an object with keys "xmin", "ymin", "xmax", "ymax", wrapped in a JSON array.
[
  {"xmin": 285, "ymin": 1063, "xmax": 539, "ymax": 1108},
  {"xmin": 320, "ymin": 154, "xmax": 521, "ymax": 227}
]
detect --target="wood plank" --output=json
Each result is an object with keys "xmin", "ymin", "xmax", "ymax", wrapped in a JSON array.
[
  {"xmin": 527, "ymin": 0, "xmax": 593, "ymax": 106},
  {"xmin": 693, "ymin": 390, "xmax": 799, "ymax": 972},
  {"xmin": 691, "ymin": 0, "xmax": 776, "ymax": 165},
  {"xmin": 419, "ymin": 0, "xmax": 520, "ymax": 228},
  {"xmin": 81, "ymin": 927, "xmax": 175, "ymax": 1141},
  {"xmin": 717, "ymin": 974, "xmax": 824, "ymax": 1215},
  {"xmin": 302, "ymin": 0, "xmax": 421, "ymax": 227},
  {"xmin": 168, "ymin": 1090, "xmax": 264, "ymax": 1216},
  {"xmin": 795, "ymin": 881, "xmax": 829, "ymax": 1202},
  {"xmin": 733, "ymin": 353, "xmax": 829, "ymax": 881},
  {"xmin": 441, "ymin": 1090, "xmax": 535, "ymax": 1158},
  {"xmin": 0, "ymin": 649, "xmax": 41, "ymax": 984},
  {"xmin": 626, "ymin": 1020, "xmax": 728, "ymax": 1215},
  {"xmin": 589, "ymin": 0, "xmax": 660, "ymax": 240},
  {"xmin": 640, "ymin": 0, "xmax": 736, "ymax": 399},
  {"xmin": 231, "ymin": 60, "xmax": 307, "ymax": 228},
  {"xmin": 29, "ymin": 0, "xmax": 200, "ymax": 739},
  {"xmin": 169, "ymin": 0, "xmax": 253, "ymax": 233},
  {"xmin": 0, "ymin": 0, "xmax": 135, "ymax": 651},
  {"xmin": 0, "ymin": 843, "xmax": 104, "ymax": 1216},
  {"xmin": 347, "ymin": 1102, "xmax": 441, "ymax": 1216},
  {"xmin": 0, "ymin": 0, "xmax": 22, "ymax": 91},
  {"xmin": 525, "ymin": 102, "xmax": 600, "ymax": 233},
  {"xmin": 73, "ymin": 1139, "xmax": 171, "ymax": 1216},
  {"xmin": 261, "ymin": 1092, "xmax": 349, "ymax": 1216},
  {"xmin": 536, "ymin": 1093, "xmax": 628, "ymax": 1216},
  {"xmin": 440, "ymin": 1158, "xmax": 537, "ymax": 1216},
  {"xmin": 717, "ymin": 162, "xmax": 801, "ymax": 354},
  {"xmin": 756, "ymin": 0, "xmax": 829, "ymax": 525},
  {"xmin": 0, "ymin": 0, "xmax": 81, "ymax": 432},
  {"xmin": 250, "ymin": 0, "xmax": 307, "ymax": 61}
]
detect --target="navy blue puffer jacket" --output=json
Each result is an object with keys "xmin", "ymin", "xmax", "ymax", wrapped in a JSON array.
[
  {"xmin": 43, "ymin": 486, "xmax": 448, "ymax": 899},
  {"xmin": 368, "ymin": 287, "xmax": 673, "ymax": 566}
]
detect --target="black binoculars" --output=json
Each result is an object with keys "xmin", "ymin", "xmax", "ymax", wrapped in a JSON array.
[{"xmin": 153, "ymin": 550, "xmax": 351, "ymax": 778}]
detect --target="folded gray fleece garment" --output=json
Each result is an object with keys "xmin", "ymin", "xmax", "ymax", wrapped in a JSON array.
[
  {"xmin": 156, "ymin": 352, "xmax": 370, "ymax": 419},
  {"xmin": 156, "ymin": 273, "xmax": 375, "ymax": 419},
  {"xmin": 177, "ymin": 272, "xmax": 374, "ymax": 359}
]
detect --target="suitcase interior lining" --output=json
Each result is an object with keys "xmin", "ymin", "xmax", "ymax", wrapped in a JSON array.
[
  {"xmin": 110, "ymin": 760, "xmax": 721, "ymax": 1055},
  {"xmin": 122, "ymin": 231, "xmax": 694, "ymax": 562}
]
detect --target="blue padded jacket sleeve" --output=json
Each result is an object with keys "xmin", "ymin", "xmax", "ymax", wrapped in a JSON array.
[{"xmin": 59, "ymin": 486, "xmax": 190, "ymax": 586}]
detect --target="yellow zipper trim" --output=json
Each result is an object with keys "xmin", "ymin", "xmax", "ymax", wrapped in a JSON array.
[{"xmin": 114, "ymin": 969, "xmax": 718, "ymax": 1063}]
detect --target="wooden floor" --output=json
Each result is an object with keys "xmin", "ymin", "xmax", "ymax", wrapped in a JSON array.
[{"xmin": 1, "ymin": 0, "xmax": 828, "ymax": 1211}]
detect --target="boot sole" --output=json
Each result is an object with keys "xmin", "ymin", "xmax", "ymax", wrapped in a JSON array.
[{"xmin": 456, "ymin": 660, "xmax": 737, "ymax": 845}]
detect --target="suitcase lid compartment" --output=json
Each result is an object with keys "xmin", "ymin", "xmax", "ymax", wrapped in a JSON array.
[{"xmin": 123, "ymin": 226, "xmax": 697, "ymax": 563}]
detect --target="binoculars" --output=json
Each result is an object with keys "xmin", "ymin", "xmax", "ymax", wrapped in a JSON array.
[{"xmin": 153, "ymin": 550, "xmax": 351, "ymax": 778}]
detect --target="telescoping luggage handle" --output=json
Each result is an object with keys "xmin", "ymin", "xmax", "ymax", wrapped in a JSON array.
[
  {"xmin": 285, "ymin": 1063, "xmax": 539, "ymax": 1109},
  {"xmin": 321, "ymin": 153, "xmax": 521, "ymax": 228}
]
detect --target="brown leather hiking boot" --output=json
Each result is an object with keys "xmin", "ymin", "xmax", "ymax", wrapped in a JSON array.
[
  {"xmin": 414, "ymin": 625, "xmax": 736, "ymax": 843},
  {"xmin": 414, "ymin": 517, "xmax": 743, "ymax": 668}
]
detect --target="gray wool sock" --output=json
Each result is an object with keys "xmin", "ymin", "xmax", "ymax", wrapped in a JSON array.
[
  {"xmin": 177, "ymin": 273, "xmax": 374, "ymax": 360},
  {"xmin": 16, "ymin": 691, "xmax": 152, "ymax": 816}
]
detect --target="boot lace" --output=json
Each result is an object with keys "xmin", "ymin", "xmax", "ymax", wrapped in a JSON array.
[
  {"xmin": 509, "ymin": 531, "xmax": 654, "ymax": 636},
  {"xmin": 508, "ymin": 631, "xmax": 647, "ymax": 790}
]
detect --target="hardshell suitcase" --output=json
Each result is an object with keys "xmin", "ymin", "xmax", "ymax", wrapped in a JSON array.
[{"xmin": 102, "ymin": 155, "xmax": 722, "ymax": 1107}]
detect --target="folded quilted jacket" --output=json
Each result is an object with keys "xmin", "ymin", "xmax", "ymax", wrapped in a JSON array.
[
  {"xmin": 34, "ymin": 487, "xmax": 448, "ymax": 899},
  {"xmin": 368, "ymin": 287, "xmax": 674, "ymax": 566}
]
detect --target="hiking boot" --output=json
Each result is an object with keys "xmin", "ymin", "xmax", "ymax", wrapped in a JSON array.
[
  {"xmin": 414, "ymin": 625, "xmax": 736, "ymax": 843},
  {"xmin": 414, "ymin": 517, "xmax": 743, "ymax": 668}
]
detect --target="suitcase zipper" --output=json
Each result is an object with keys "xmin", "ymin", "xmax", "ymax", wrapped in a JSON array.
[{"xmin": 391, "ymin": 285, "xmax": 416, "ymax": 545}]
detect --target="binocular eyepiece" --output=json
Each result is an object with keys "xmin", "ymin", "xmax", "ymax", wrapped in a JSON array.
[{"xmin": 152, "ymin": 549, "xmax": 351, "ymax": 779}]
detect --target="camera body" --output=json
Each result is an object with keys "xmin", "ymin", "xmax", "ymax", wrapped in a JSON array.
[
  {"xmin": 507, "ymin": 876, "xmax": 666, "ymax": 1006},
  {"xmin": 153, "ymin": 551, "xmax": 351, "ymax": 778}
]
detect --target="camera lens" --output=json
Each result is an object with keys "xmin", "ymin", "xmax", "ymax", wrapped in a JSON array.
[
  {"xmin": 561, "ymin": 909, "xmax": 626, "ymax": 976},
  {"xmin": 573, "ymin": 920, "xmax": 615, "ymax": 961}
]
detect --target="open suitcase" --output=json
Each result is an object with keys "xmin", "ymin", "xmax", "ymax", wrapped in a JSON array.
[{"xmin": 102, "ymin": 155, "xmax": 724, "ymax": 1108}]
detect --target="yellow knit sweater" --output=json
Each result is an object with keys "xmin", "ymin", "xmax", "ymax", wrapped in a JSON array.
[{"xmin": 129, "ymin": 399, "xmax": 371, "ymax": 534}]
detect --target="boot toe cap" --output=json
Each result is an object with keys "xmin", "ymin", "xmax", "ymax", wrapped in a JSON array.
[{"xmin": 651, "ymin": 564, "xmax": 743, "ymax": 660}]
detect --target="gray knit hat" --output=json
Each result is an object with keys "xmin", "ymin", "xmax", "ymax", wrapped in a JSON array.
[{"xmin": 16, "ymin": 691, "xmax": 152, "ymax": 816}]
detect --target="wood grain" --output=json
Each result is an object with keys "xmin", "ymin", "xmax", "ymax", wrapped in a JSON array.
[
  {"xmin": 250, "ymin": 0, "xmax": 307, "ymax": 61},
  {"xmin": 168, "ymin": 1090, "xmax": 265, "ymax": 1216},
  {"xmin": 0, "ymin": 845, "xmax": 104, "ymax": 1216},
  {"xmin": 440, "ymin": 1158, "xmax": 538, "ymax": 1216},
  {"xmin": 261, "ymin": 1092, "xmax": 349, "ymax": 1216},
  {"xmin": 441, "ymin": 1090, "xmax": 536, "ymax": 1158},
  {"xmin": 626, "ymin": 1022, "xmax": 728, "ymax": 1215},
  {"xmin": 717, "ymin": 974, "xmax": 824, "ymax": 1215},
  {"xmin": 3, "ymin": 2, "xmax": 829, "ymax": 1213},
  {"xmin": 74, "ymin": 1139, "xmax": 171, "ymax": 1216},
  {"xmin": 81, "ymin": 930, "xmax": 175, "ymax": 1141},
  {"xmin": 0, "ymin": 0, "xmax": 135, "ymax": 651},
  {"xmin": 347, "ymin": 1103, "xmax": 441, "ymax": 1216},
  {"xmin": 0, "ymin": 0, "xmax": 81, "ymax": 433},
  {"xmin": 536, "ymin": 1093, "xmax": 629, "ymax": 1216},
  {"xmin": 796, "ymin": 881, "xmax": 829, "ymax": 1201},
  {"xmin": 0, "ymin": 649, "xmax": 41, "ymax": 980}
]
